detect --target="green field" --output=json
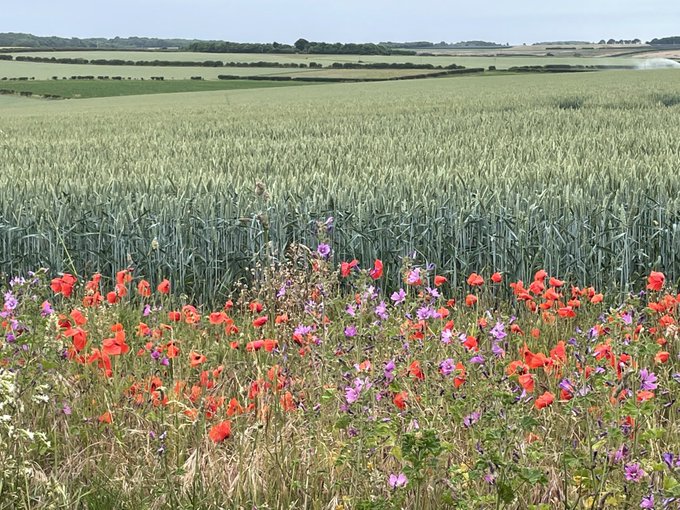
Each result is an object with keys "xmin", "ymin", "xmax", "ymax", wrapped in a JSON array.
[
  {"xmin": 2, "ymin": 69, "xmax": 679, "ymax": 300},
  {"xmin": 1, "ymin": 50, "xmax": 643, "ymax": 75},
  {"xmin": 0, "ymin": 78, "xmax": 310, "ymax": 98}
]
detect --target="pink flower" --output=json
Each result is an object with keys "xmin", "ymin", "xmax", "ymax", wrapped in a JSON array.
[{"xmin": 388, "ymin": 472, "xmax": 408, "ymax": 489}]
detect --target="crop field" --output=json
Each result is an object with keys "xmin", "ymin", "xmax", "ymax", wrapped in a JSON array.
[
  {"xmin": 0, "ymin": 79, "xmax": 309, "ymax": 99},
  {"xmin": 1, "ymin": 69, "xmax": 679, "ymax": 302},
  {"xmin": 2, "ymin": 50, "xmax": 680, "ymax": 510}
]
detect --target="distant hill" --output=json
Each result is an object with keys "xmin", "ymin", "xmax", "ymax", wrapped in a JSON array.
[
  {"xmin": 532, "ymin": 41, "xmax": 592, "ymax": 46},
  {"xmin": 0, "ymin": 32, "xmax": 197, "ymax": 49}
]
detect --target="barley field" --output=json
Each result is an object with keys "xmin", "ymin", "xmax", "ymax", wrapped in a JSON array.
[{"xmin": 2, "ymin": 70, "xmax": 680, "ymax": 301}]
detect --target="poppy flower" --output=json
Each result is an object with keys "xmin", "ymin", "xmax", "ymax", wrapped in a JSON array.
[
  {"xmin": 408, "ymin": 360, "xmax": 425, "ymax": 380},
  {"xmin": 340, "ymin": 259, "xmax": 359, "ymax": 277},
  {"xmin": 209, "ymin": 420, "xmax": 232, "ymax": 443},
  {"xmin": 533, "ymin": 269, "xmax": 548, "ymax": 282},
  {"xmin": 434, "ymin": 275, "xmax": 447, "ymax": 287},
  {"xmin": 137, "ymin": 280, "xmax": 151, "ymax": 297},
  {"xmin": 209, "ymin": 312, "xmax": 227, "ymax": 325},
  {"xmin": 106, "ymin": 291, "xmax": 119, "ymax": 304},
  {"xmin": 280, "ymin": 391, "xmax": 296, "ymax": 411},
  {"xmin": 453, "ymin": 363, "xmax": 466, "ymax": 388},
  {"xmin": 102, "ymin": 330, "xmax": 130, "ymax": 356},
  {"xmin": 465, "ymin": 294, "xmax": 478, "ymax": 307},
  {"xmin": 64, "ymin": 327, "xmax": 87, "ymax": 352},
  {"xmin": 549, "ymin": 277, "xmax": 564, "ymax": 287},
  {"xmin": 189, "ymin": 351, "xmax": 207, "ymax": 368},
  {"xmin": 655, "ymin": 351, "xmax": 669, "ymax": 364},
  {"xmin": 491, "ymin": 272, "xmax": 502, "ymax": 283},
  {"xmin": 466, "ymin": 273, "xmax": 484, "ymax": 286},
  {"xmin": 168, "ymin": 311, "xmax": 181, "ymax": 322},
  {"xmin": 393, "ymin": 391, "xmax": 408, "ymax": 410},
  {"xmin": 535, "ymin": 391, "xmax": 554, "ymax": 409},
  {"xmin": 519, "ymin": 373, "xmax": 535, "ymax": 393},
  {"xmin": 51, "ymin": 274, "xmax": 77, "ymax": 298},
  {"xmin": 98, "ymin": 411, "xmax": 112, "ymax": 424},
  {"xmin": 157, "ymin": 279, "xmax": 170, "ymax": 294},
  {"xmin": 252, "ymin": 316, "xmax": 268, "ymax": 328},
  {"xmin": 647, "ymin": 271, "xmax": 665, "ymax": 292},
  {"xmin": 369, "ymin": 259, "xmax": 383, "ymax": 280},
  {"xmin": 249, "ymin": 301, "xmax": 263, "ymax": 314}
]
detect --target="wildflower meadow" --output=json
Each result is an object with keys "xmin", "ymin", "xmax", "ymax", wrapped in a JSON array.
[{"xmin": 1, "ymin": 227, "xmax": 679, "ymax": 509}]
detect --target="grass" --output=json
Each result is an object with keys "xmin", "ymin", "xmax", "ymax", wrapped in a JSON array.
[
  {"xmin": 1, "ymin": 261, "xmax": 678, "ymax": 509},
  {"xmin": 0, "ymin": 79, "xmax": 311, "ymax": 99}
]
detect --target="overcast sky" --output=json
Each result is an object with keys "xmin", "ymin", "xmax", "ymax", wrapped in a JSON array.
[{"xmin": 3, "ymin": 0, "xmax": 678, "ymax": 44}]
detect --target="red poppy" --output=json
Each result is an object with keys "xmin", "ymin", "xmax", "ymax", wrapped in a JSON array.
[
  {"xmin": 549, "ymin": 277, "xmax": 564, "ymax": 287},
  {"xmin": 98, "ymin": 411, "xmax": 112, "ymax": 424},
  {"xmin": 408, "ymin": 360, "xmax": 425, "ymax": 380},
  {"xmin": 454, "ymin": 362, "xmax": 466, "ymax": 388},
  {"xmin": 393, "ymin": 391, "xmax": 408, "ymax": 410},
  {"xmin": 51, "ymin": 274, "xmax": 77, "ymax": 298},
  {"xmin": 189, "ymin": 351, "xmax": 207, "ymax": 368},
  {"xmin": 157, "ymin": 279, "xmax": 170, "ymax": 294},
  {"xmin": 465, "ymin": 294, "xmax": 478, "ymax": 307},
  {"xmin": 369, "ymin": 259, "xmax": 383, "ymax": 280},
  {"xmin": 647, "ymin": 271, "xmax": 665, "ymax": 292},
  {"xmin": 137, "ymin": 280, "xmax": 151, "ymax": 297},
  {"xmin": 64, "ymin": 327, "xmax": 87, "ymax": 352},
  {"xmin": 533, "ymin": 269, "xmax": 548, "ymax": 282},
  {"xmin": 491, "ymin": 272, "xmax": 502, "ymax": 283},
  {"xmin": 116, "ymin": 269, "xmax": 132, "ymax": 285},
  {"xmin": 168, "ymin": 311, "xmax": 181, "ymax": 322},
  {"xmin": 655, "ymin": 351, "xmax": 670, "ymax": 364},
  {"xmin": 466, "ymin": 273, "xmax": 484, "ymax": 286},
  {"xmin": 341, "ymin": 259, "xmax": 359, "ymax": 277},
  {"xmin": 252, "ymin": 316, "xmax": 268, "ymax": 328},
  {"xmin": 102, "ymin": 330, "xmax": 130, "ymax": 356},
  {"xmin": 535, "ymin": 391, "xmax": 554, "ymax": 409},
  {"xmin": 519, "ymin": 373, "xmax": 535, "ymax": 393},
  {"xmin": 209, "ymin": 420, "xmax": 232, "ymax": 443},
  {"xmin": 209, "ymin": 312, "xmax": 227, "ymax": 325},
  {"xmin": 280, "ymin": 391, "xmax": 296, "ymax": 411},
  {"xmin": 106, "ymin": 291, "xmax": 118, "ymax": 304},
  {"xmin": 434, "ymin": 275, "xmax": 447, "ymax": 287},
  {"xmin": 249, "ymin": 301, "xmax": 263, "ymax": 314}
]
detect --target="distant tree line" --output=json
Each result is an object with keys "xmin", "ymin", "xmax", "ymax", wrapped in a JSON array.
[
  {"xmin": 189, "ymin": 39, "xmax": 415, "ymax": 56},
  {"xmin": 597, "ymin": 39, "xmax": 642, "ymax": 45},
  {"xmin": 380, "ymin": 41, "xmax": 507, "ymax": 49},
  {"xmin": 0, "ymin": 32, "xmax": 196, "ymax": 49},
  {"xmin": 648, "ymin": 36, "xmax": 680, "ymax": 46}
]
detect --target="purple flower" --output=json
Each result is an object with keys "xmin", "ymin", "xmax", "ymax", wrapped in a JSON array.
[
  {"xmin": 463, "ymin": 411, "xmax": 481, "ymax": 428},
  {"xmin": 640, "ymin": 369, "xmax": 658, "ymax": 391},
  {"xmin": 345, "ymin": 386, "xmax": 361, "ymax": 404},
  {"xmin": 640, "ymin": 494, "xmax": 654, "ymax": 509},
  {"xmin": 470, "ymin": 355, "xmax": 485, "ymax": 364},
  {"xmin": 391, "ymin": 288, "xmax": 406, "ymax": 305},
  {"xmin": 384, "ymin": 360, "xmax": 396, "ymax": 382},
  {"xmin": 416, "ymin": 306, "xmax": 440, "ymax": 321},
  {"xmin": 439, "ymin": 358, "xmax": 456, "ymax": 376},
  {"xmin": 317, "ymin": 243, "xmax": 331, "ymax": 259},
  {"xmin": 491, "ymin": 342, "xmax": 505, "ymax": 358},
  {"xmin": 294, "ymin": 324, "xmax": 313, "ymax": 337},
  {"xmin": 621, "ymin": 311, "xmax": 633, "ymax": 325},
  {"xmin": 407, "ymin": 268, "xmax": 422, "ymax": 285},
  {"xmin": 62, "ymin": 403, "xmax": 72, "ymax": 416},
  {"xmin": 143, "ymin": 304, "xmax": 151, "ymax": 317},
  {"xmin": 426, "ymin": 287, "xmax": 440, "ymax": 299},
  {"xmin": 388, "ymin": 473, "xmax": 408, "ymax": 489},
  {"xmin": 345, "ymin": 304, "xmax": 356, "ymax": 317},
  {"xmin": 344, "ymin": 325, "xmax": 357, "ymax": 338},
  {"xmin": 613, "ymin": 444, "xmax": 629, "ymax": 463},
  {"xmin": 624, "ymin": 463, "xmax": 645, "ymax": 482},
  {"xmin": 3, "ymin": 292, "xmax": 18, "ymax": 311},
  {"xmin": 374, "ymin": 301, "xmax": 388, "ymax": 321},
  {"xmin": 41, "ymin": 300, "xmax": 54, "ymax": 317},
  {"xmin": 490, "ymin": 321, "xmax": 507, "ymax": 340},
  {"xmin": 441, "ymin": 329, "xmax": 453, "ymax": 344}
]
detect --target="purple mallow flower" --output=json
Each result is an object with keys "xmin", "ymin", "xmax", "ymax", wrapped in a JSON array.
[
  {"xmin": 317, "ymin": 243, "xmax": 331, "ymax": 259},
  {"xmin": 624, "ymin": 463, "xmax": 645, "ymax": 482},
  {"xmin": 374, "ymin": 301, "xmax": 388, "ymax": 321},
  {"xmin": 439, "ymin": 358, "xmax": 456, "ymax": 376},
  {"xmin": 640, "ymin": 494, "xmax": 654, "ymax": 509},
  {"xmin": 384, "ymin": 360, "xmax": 396, "ymax": 382},
  {"xmin": 463, "ymin": 411, "xmax": 481, "ymax": 428},
  {"xmin": 490, "ymin": 321, "xmax": 507, "ymax": 340},
  {"xmin": 391, "ymin": 288, "xmax": 406, "ymax": 305},
  {"xmin": 388, "ymin": 473, "xmax": 408, "ymax": 489},
  {"xmin": 640, "ymin": 369, "xmax": 658, "ymax": 391},
  {"xmin": 344, "ymin": 325, "xmax": 357, "ymax": 338}
]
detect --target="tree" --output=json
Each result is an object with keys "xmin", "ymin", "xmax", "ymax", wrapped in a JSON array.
[{"xmin": 294, "ymin": 38, "xmax": 310, "ymax": 52}]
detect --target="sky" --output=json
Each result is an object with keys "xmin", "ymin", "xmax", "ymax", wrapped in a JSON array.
[{"xmin": 2, "ymin": 0, "xmax": 678, "ymax": 45}]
